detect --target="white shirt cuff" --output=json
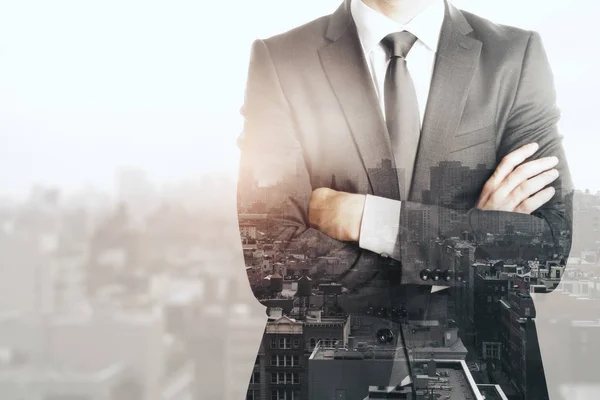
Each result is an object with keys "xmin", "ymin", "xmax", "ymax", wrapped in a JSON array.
[
  {"xmin": 431, "ymin": 286, "xmax": 449, "ymax": 293},
  {"xmin": 358, "ymin": 194, "xmax": 401, "ymax": 256}
]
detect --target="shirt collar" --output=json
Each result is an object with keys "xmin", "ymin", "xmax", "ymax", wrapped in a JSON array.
[{"xmin": 350, "ymin": 0, "xmax": 446, "ymax": 55}]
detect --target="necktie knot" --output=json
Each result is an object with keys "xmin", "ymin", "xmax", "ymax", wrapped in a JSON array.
[{"xmin": 381, "ymin": 31, "xmax": 418, "ymax": 59}]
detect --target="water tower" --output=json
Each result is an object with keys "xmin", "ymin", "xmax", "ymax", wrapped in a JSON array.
[{"xmin": 270, "ymin": 271, "xmax": 283, "ymax": 296}]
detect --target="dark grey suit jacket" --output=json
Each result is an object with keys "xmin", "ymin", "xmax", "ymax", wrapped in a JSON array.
[{"xmin": 237, "ymin": 0, "xmax": 573, "ymax": 311}]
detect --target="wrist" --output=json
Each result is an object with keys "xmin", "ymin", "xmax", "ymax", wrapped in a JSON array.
[{"xmin": 342, "ymin": 192, "xmax": 366, "ymax": 242}]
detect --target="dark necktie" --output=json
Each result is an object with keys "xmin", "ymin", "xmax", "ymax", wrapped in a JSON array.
[{"xmin": 381, "ymin": 31, "xmax": 420, "ymax": 200}]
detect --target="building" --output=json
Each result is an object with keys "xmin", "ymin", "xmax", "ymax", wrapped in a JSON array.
[
  {"xmin": 429, "ymin": 162, "xmax": 490, "ymax": 236},
  {"xmin": 0, "ymin": 306, "xmax": 192, "ymax": 400},
  {"xmin": 0, "ymin": 234, "xmax": 55, "ymax": 314},
  {"xmin": 245, "ymin": 308, "xmax": 350, "ymax": 400},
  {"xmin": 263, "ymin": 312, "xmax": 304, "ymax": 400},
  {"xmin": 0, "ymin": 362, "xmax": 138, "ymax": 400},
  {"xmin": 530, "ymin": 279, "xmax": 600, "ymax": 393},
  {"xmin": 310, "ymin": 353, "xmax": 491, "ymax": 400},
  {"xmin": 240, "ymin": 223, "xmax": 258, "ymax": 240},
  {"xmin": 308, "ymin": 314, "xmax": 470, "ymax": 400},
  {"xmin": 368, "ymin": 159, "xmax": 406, "ymax": 202},
  {"xmin": 303, "ymin": 311, "xmax": 349, "ymax": 354},
  {"xmin": 115, "ymin": 166, "xmax": 158, "ymax": 227},
  {"xmin": 477, "ymin": 384, "xmax": 510, "ymax": 400},
  {"xmin": 499, "ymin": 292, "xmax": 544, "ymax": 400},
  {"xmin": 473, "ymin": 270, "xmax": 510, "ymax": 364}
]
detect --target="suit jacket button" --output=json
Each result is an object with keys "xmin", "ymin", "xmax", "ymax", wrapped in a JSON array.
[
  {"xmin": 432, "ymin": 269, "xmax": 442, "ymax": 281},
  {"xmin": 420, "ymin": 269, "xmax": 431, "ymax": 281},
  {"xmin": 442, "ymin": 270, "xmax": 452, "ymax": 282}
]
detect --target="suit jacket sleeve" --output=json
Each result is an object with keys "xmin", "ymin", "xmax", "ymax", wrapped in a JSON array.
[
  {"xmin": 237, "ymin": 39, "xmax": 397, "ymax": 302},
  {"xmin": 393, "ymin": 31, "xmax": 574, "ymax": 290}
]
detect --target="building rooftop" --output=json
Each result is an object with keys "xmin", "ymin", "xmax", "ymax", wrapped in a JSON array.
[
  {"xmin": 477, "ymin": 273, "xmax": 510, "ymax": 281},
  {"xmin": 477, "ymin": 384, "xmax": 509, "ymax": 400},
  {"xmin": 303, "ymin": 317, "xmax": 347, "ymax": 326},
  {"xmin": 310, "ymin": 326, "xmax": 468, "ymax": 362},
  {"xmin": 413, "ymin": 364, "xmax": 480, "ymax": 400},
  {"xmin": 323, "ymin": 358, "xmax": 487, "ymax": 400}
]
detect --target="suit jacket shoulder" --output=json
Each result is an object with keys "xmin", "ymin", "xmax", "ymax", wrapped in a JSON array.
[
  {"xmin": 260, "ymin": 13, "xmax": 332, "ymax": 60},
  {"xmin": 461, "ymin": 10, "xmax": 538, "ymax": 63}
]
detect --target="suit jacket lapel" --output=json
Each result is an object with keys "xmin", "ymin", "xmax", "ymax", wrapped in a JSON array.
[
  {"xmin": 318, "ymin": 0, "xmax": 400, "ymax": 200},
  {"xmin": 409, "ymin": 2, "xmax": 482, "ymax": 202}
]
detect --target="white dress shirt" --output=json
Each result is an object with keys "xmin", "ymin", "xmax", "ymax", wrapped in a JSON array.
[
  {"xmin": 351, "ymin": 0, "xmax": 444, "ymax": 124},
  {"xmin": 353, "ymin": 0, "xmax": 447, "ymax": 292}
]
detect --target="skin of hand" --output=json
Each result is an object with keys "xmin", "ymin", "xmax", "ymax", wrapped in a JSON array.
[
  {"xmin": 475, "ymin": 142, "xmax": 559, "ymax": 214},
  {"xmin": 308, "ymin": 142, "xmax": 559, "ymax": 242},
  {"xmin": 308, "ymin": 187, "xmax": 366, "ymax": 242}
]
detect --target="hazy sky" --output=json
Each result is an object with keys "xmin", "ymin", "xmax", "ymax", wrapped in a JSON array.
[{"xmin": 0, "ymin": 0, "xmax": 598, "ymax": 196}]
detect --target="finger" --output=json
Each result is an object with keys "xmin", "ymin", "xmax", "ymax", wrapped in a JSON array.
[
  {"xmin": 490, "ymin": 142, "xmax": 540, "ymax": 185},
  {"xmin": 507, "ymin": 168, "xmax": 559, "ymax": 209},
  {"xmin": 479, "ymin": 143, "xmax": 539, "ymax": 204},
  {"xmin": 514, "ymin": 186, "xmax": 556, "ymax": 214},
  {"xmin": 496, "ymin": 156, "xmax": 559, "ymax": 200}
]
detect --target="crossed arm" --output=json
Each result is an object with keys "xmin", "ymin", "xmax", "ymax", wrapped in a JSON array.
[
  {"xmin": 310, "ymin": 32, "xmax": 574, "ymax": 277},
  {"xmin": 237, "ymin": 32, "xmax": 573, "ymax": 296},
  {"xmin": 309, "ymin": 142, "xmax": 563, "ymax": 244}
]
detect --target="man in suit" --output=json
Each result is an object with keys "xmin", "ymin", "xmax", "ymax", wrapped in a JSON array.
[{"xmin": 237, "ymin": 0, "xmax": 573, "ymax": 398}]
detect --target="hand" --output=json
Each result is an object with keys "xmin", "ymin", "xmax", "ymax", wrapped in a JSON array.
[
  {"xmin": 308, "ymin": 188, "xmax": 366, "ymax": 242},
  {"xmin": 476, "ymin": 142, "xmax": 560, "ymax": 214}
]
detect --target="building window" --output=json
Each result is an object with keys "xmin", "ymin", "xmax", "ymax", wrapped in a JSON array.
[
  {"xmin": 324, "ymin": 339, "xmax": 330, "ymax": 347},
  {"xmin": 271, "ymin": 337, "xmax": 277, "ymax": 349},
  {"xmin": 293, "ymin": 338, "xmax": 300, "ymax": 348},
  {"xmin": 273, "ymin": 354, "xmax": 300, "ymax": 368},
  {"xmin": 279, "ymin": 338, "xmax": 291, "ymax": 349},
  {"xmin": 247, "ymin": 389, "xmax": 260, "ymax": 400},
  {"xmin": 524, "ymin": 307, "xmax": 531, "ymax": 317},
  {"xmin": 270, "ymin": 354, "xmax": 299, "ymax": 368},
  {"xmin": 310, "ymin": 338, "xmax": 316, "ymax": 348},
  {"xmin": 254, "ymin": 356, "xmax": 260, "ymax": 366},
  {"xmin": 483, "ymin": 342, "xmax": 501, "ymax": 360},
  {"xmin": 273, "ymin": 372, "xmax": 300, "ymax": 384},
  {"xmin": 271, "ymin": 389, "xmax": 291, "ymax": 400},
  {"xmin": 251, "ymin": 371, "xmax": 260, "ymax": 384}
]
